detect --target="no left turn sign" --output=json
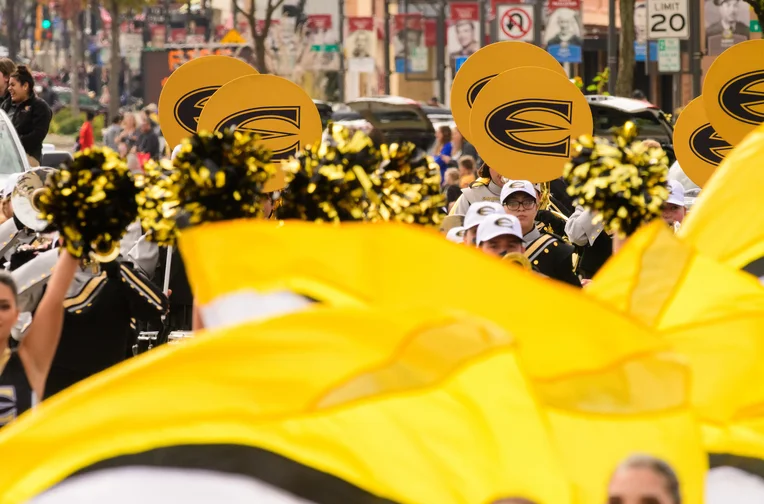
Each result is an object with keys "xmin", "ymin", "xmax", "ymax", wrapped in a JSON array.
[{"xmin": 497, "ymin": 4, "xmax": 534, "ymax": 42}]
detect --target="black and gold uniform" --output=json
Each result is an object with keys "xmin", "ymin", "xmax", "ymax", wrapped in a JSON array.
[
  {"xmin": 449, "ymin": 177, "xmax": 502, "ymax": 216},
  {"xmin": 523, "ymin": 227, "xmax": 581, "ymax": 287},
  {"xmin": 0, "ymin": 348, "xmax": 34, "ymax": 427},
  {"xmin": 11, "ymin": 249, "xmax": 168, "ymax": 398}
]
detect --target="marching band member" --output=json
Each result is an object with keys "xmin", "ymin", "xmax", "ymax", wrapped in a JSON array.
[
  {"xmin": 476, "ymin": 213, "xmax": 524, "ymax": 258},
  {"xmin": 446, "ymin": 226, "xmax": 466, "ymax": 244},
  {"xmin": 461, "ymin": 201, "xmax": 504, "ymax": 246},
  {"xmin": 11, "ymin": 247, "xmax": 167, "ymax": 398},
  {"xmin": 0, "ymin": 249, "xmax": 78, "ymax": 426},
  {"xmin": 500, "ymin": 180, "xmax": 581, "ymax": 287},
  {"xmin": 565, "ymin": 205, "xmax": 612, "ymax": 279},
  {"xmin": 663, "ymin": 180, "xmax": 687, "ymax": 230},
  {"xmin": 11, "ymin": 147, "xmax": 168, "ymax": 397},
  {"xmin": 449, "ymin": 163, "xmax": 505, "ymax": 216}
]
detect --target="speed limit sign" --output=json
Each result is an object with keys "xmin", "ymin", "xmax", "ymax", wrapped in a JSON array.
[{"xmin": 647, "ymin": 0, "xmax": 689, "ymax": 39}]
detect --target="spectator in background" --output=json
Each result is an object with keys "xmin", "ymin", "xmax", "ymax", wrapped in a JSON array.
[
  {"xmin": 99, "ymin": 84, "xmax": 110, "ymax": 109},
  {"xmin": 433, "ymin": 125, "xmax": 453, "ymax": 180},
  {"xmin": 443, "ymin": 167, "xmax": 460, "ymax": 187},
  {"xmin": 39, "ymin": 79, "xmax": 58, "ymax": 110},
  {"xmin": 77, "ymin": 111, "xmax": 95, "ymax": 151},
  {"xmin": 1, "ymin": 65, "xmax": 52, "ymax": 166},
  {"xmin": 117, "ymin": 112, "xmax": 138, "ymax": 150},
  {"xmin": 117, "ymin": 141, "xmax": 129, "ymax": 158},
  {"xmin": 451, "ymin": 126, "xmax": 479, "ymax": 163},
  {"xmin": 102, "ymin": 115, "xmax": 122, "ymax": 151},
  {"xmin": 444, "ymin": 184, "xmax": 462, "ymax": 214},
  {"xmin": 136, "ymin": 117, "xmax": 160, "ymax": 161},
  {"xmin": 458, "ymin": 155, "xmax": 476, "ymax": 188},
  {"xmin": 0, "ymin": 58, "xmax": 16, "ymax": 108}
]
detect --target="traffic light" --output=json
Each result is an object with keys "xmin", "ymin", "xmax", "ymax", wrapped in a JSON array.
[{"xmin": 41, "ymin": 7, "xmax": 52, "ymax": 40}]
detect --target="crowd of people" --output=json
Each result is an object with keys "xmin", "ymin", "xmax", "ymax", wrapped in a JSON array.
[
  {"xmin": 437, "ymin": 130, "xmax": 690, "ymax": 287},
  {"xmin": 0, "ymin": 56, "xmax": 164, "ymax": 172}
]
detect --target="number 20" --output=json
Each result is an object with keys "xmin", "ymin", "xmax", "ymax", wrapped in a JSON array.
[{"xmin": 651, "ymin": 13, "xmax": 686, "ymax": 32}]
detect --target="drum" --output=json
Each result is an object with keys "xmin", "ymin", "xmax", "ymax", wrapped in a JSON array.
[
  {"xmin": 133, "ymin": 331, "xmax": 159, "ymax": 356},
  {"xmin": 168, "ymin": 331, "xmax": 194, "ymax": 345}
]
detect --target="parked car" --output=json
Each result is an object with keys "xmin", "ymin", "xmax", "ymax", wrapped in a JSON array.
[
  {"xmin": 313, "ymin": 100, "xmax": 334, "ymax": 129},
  {"xmin": 586, "ymin": 95, "xmax": 675, "ymax": 164},
  {"xmin": 332, "ymin": 96, "xmax": 436, "ymax": 152},
  {"xmin": 0, "ymin": 110, "xmax": 31, "ymax": 184},
  {"xmin": 49, "ymin": 87, "xmax": 107, "ymax": 115}
]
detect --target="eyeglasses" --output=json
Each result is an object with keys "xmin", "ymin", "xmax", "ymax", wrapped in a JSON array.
[{"xmin": 503, "ymin": 199, "xmax": 537, "ymax": 211}]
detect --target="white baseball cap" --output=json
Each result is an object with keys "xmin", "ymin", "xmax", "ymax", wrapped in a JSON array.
[
  {"xmin": 463, "ymin": 201, "xmax": 504, "ymax": 230},
  {"xmin": 665, "ymin": 179, "xmax": 685, "ymax": 207},
  {"xmin": 2, "ymin": 173, "xmax": 21, "ymax": 199},
  {"xmin": 500, "ymin": 180, "xmax": 537, "ymax": 204},
  {"xmin": 446, "ymin": 226, "xmax": 466, "ymax": 243},
  {"xmin": 476, "ymin": 214, "xmax": 523, "ymax": 245},
  {"xmin": 171, "ymin": 144, "xmax": 183, "ymax": 161}
]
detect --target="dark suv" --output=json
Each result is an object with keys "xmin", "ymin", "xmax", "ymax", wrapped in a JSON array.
[{"xmin": 331, "ymin": 96, "xmax": 436, "ymax": 152}]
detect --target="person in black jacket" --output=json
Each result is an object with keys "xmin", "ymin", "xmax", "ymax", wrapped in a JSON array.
[
  {"xmin": 2, "ymin": 65, "xmax": 52, "ymax": 165},
  {"xmin": 0, "ymin": 58, "xmax": 16, "ymax": 109}
]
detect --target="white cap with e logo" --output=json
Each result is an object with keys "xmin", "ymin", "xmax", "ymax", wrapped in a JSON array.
[{"xmin": 476, "ymin": 214, "xmax": 523, "ymax": 245}]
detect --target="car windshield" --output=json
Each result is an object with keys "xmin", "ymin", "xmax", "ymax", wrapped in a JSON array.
[
  {"xmin": 592, "ymin": 107, "xmax": 672, "ymax": 143},
  {"xmin": 0, "ymin": 117, "xmax": 26, "ymax": 174}
]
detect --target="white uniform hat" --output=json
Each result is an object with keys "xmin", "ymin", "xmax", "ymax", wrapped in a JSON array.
[
  {"xmin": 500, "ymin": 180, "xmax": 537, "ymax": 204},
  {"xmin": 665, "ymin": 179, "xmax": 686, "ymax": 207},
  {"xmin": 463, "ymin": 202, "xmax": 503, "ymax": 230},
  {"xmin": 476, "ymin": 214, "xmax": 523, "ymax": 245},
  {"xmin": 3, "ymin": 173, "xmax": 22, "ymax": 199},
  {"xmin": 445, "ymin": 226, "xmax": 466, "ymax": 243},
  {"xmin": 171, "ymin": 144, "xmax": 183, "ymax": 161}
]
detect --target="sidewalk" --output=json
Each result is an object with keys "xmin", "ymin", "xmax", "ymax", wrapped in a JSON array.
[{"xmin": 45, "ymin": 133, "xmax": 76, "ymax": 151}]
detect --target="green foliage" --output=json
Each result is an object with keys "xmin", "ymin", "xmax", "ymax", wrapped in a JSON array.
[
  {"xmin": 585, "ymin": 68, "xmax": 611, "ymax": 96},
  {"xmin": 743, "ymin": 0, "xmax": 764, "ymax": 24},
  {"xmin": 50, "ymin": 109, "xmax": 105, "ymax": 139}
]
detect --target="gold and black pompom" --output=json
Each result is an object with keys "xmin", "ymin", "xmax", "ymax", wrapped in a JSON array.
[
  {"xmin": 563, "ymin": 122, "xmax": 670, "ymax": 237},
  {"xmin": 371, "ymin": 142, "xmax": 445, "ymax": 227},
  {"xmin": 135, "ymin": 158, "xmax": 178, "ymax": 246},
  {"xmin": 138, "ymin": 129, "xmax": 278, "ymax": 244},
  {"xmin": 36, "ymin": 147, "xmax": 138, "ymax": 260},
  {"xmin": 276, "ymin": 124, "xmax": 382, "ymax": 222}
]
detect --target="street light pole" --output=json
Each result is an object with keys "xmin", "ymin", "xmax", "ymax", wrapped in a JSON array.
[
  {"xmin": 689, "ymin": 0, "xmax": 702, "ymax": 97},
  {"xmin": 607, "ymin": 0, "xmax": 617, "ymax": 95}
]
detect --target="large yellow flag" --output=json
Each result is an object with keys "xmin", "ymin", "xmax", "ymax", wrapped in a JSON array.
[
  {"xmin": 589, "ymin": 222, "xmax": 764, "ymax": 460},
  {"xmin": 0, "ymin": 307, "xmax": 572, "ymax": 504},
  {"xmin": 179, "ymin": 220, "xmax": 707, "ymax": 504},
  {"xmin": 679, "ymin": 123, "xmax": 764, "ymax": 278}
]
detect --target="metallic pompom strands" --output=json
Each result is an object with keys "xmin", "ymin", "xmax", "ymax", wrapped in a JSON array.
[
  {"xmin": 278, "ymin": 124, "xmax": 444, "ymax": 226},
  {"xmin": 563, "ymin": 122, "xmax": 670, "ymax": 238},
  {"xmin": 277, "ymin": 124, "xmax": 382, "ymax": 223},
  {"xmin": 137, "ymin": 129, "xmax": 278, "ymax": 245},
  {"xmin": 135, "ymin": 159, "xmax": 179, "ymax": 247},
  {"xmin": 373, "ymin": 142, "xmax": 445, "ymax": 227},
  {"xmin": 36, "ymin": 147, "xmax": 138, "ymax": 261}
]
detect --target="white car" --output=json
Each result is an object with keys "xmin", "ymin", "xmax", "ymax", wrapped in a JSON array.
[{"xmin": 0, "ymin": 109, "xmax": 31, "ymax": 187}]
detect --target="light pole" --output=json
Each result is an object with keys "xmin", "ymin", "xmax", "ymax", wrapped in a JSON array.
[{"xmin": 607, "ymin": 0, "xmax": 617, "ymax": 95}]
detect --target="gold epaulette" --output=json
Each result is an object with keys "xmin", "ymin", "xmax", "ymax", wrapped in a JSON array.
[{"xmin": 469, "ymin": 178, "xmax": 490, "ymax": 188}]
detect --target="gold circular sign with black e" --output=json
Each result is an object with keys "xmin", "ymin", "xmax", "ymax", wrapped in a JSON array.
[
  {"xmin": 469, "ymin": 66, "xmax": 592, "ymax": 183},
  {"xmin": 158, "ymin": 55, "xmax": 258, "ymax": 150},
  {"xmin": 449, "ymin": 41, "xmax": 566, "ymax": 144},
  {"xmin": 196, "ymin": 74, "xmax": 323, "ymax": 162},
  {"xmin": 703, "ymin": 39, "xmax": 764, "ymax": 146},
  {"xmin": 673, "ymin": 97, "xmax": 732, "ymax": 187}
]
